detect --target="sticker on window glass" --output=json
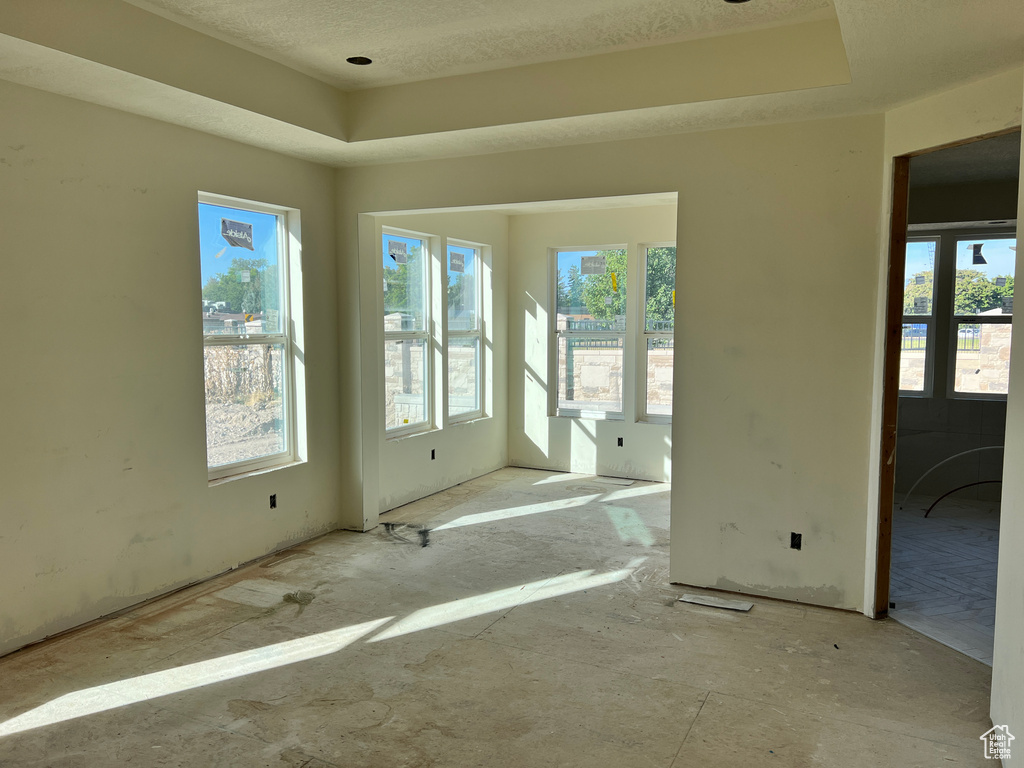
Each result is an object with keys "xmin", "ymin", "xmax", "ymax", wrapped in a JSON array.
[
  {"xmin": 389, "ymin": 240, "xmax": 408, "ymax": 264},
  {"xmin": 913, "ymin": 296, "xmax": 928, "ymax": 311},
  {"xmin": 604, "ymin": 296, "xmax": 613, "ymax": 305},
  {"xmin": 997, "ymin": 277, "xmax": 1007, "ymax": 287},
  {"xmin": 221, "ymin": 219, "xmax": 254, "ymax": 250},
  {"xmin": 383, "ymin": 277, "xmax": 388, "ymax": 292},
  {"xmin": 581, "ymin": 255, "xmax": 606, "ymax": 275},
  {"xmin": 1003, "ymin": 296, "xmax": 1014, "ymax": 313},
  {"xmin": 611, "ymin": 272, "xmax": 618, "ymax": 292},
  {"xmin": 240, "ymin": 270, "xmax": 251, "ymax": 283},
  {"xmin": 450, "ymin": 252, "xmax": 465, "ymax": 273},
  {"xmin": 915, "ymin": 275, "xmax": 926, "ymax": 285}
]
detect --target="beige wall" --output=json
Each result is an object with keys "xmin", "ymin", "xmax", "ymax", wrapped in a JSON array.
[
  {"xmin": 0, "ymin": 80, "xmax": 341, "ymax": 655},
  {"xmin": 991, "ymin": 69, "xmax": 1024, "ymax": 748},
  {"xmin": 337, "ymin": 113, "xmax": 886, "ymax": 611},
  {"xmin": 507, "ymin": 206, "xmax": 676, "ymax": 481}
]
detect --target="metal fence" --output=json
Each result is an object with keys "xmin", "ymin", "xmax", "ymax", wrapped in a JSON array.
[{"xmin": 900, "ymin": 324, "xmax": 981, "ymax": 351}]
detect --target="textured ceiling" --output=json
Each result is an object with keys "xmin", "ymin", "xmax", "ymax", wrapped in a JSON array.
[
  {"xmin": 911, "ymin": 131, "xmax": 1022, "ymax": 187},
  {"xmin": 125, "ymin": 0, "xmax": 833, "ymax": 89},
  {"xmin": 0, "ymin": 0, "xmax": 1022, "ymax": 167}
]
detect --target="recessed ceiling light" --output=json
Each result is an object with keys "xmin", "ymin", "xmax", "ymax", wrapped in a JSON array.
[{"xmin": 346, "ymin": 56, "xmax": 372, "ymax": 66}]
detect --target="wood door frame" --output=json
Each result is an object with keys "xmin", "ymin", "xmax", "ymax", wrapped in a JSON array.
[{"xmin": 873, "ymin": 127, "xmax": 1022, "ymax": 619}]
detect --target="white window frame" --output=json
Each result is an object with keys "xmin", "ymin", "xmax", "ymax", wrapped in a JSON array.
[
  {"xmin": 382, "ymin": 227, "xmax": 434, "ymax": 438},
  {"xmin": 446, "ymin": 239, "xmax": 485, "ymax": 424},
  {"xmin": 900, "ymin": 225, "xmax": 1017, "ymax": 400},
  {"xmin": 551, "ymin": 246, "xmax": 628, "ymax": 421},
  {"xmin": 898, "ymin": 235, "xmax": 939, "ymax": 398},
  {"xmin": 638, "ymin": 242, "xmax": 676, "ymax": 424},
  {"xmin": 199, "ymin": 192, "xmax": 300, "ymax": 482},
  {"xmin": 947, "ymin": 232, "xmax": 1016, "ymax": 400}
]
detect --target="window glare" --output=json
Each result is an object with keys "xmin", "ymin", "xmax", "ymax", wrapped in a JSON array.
[
  {"xmin": 383, "ymin": 234, "xmax": 427, "ymax": 331},
  {"xmin": 448, "ymin": 245, "xmax": 478, "ymax": 331}
]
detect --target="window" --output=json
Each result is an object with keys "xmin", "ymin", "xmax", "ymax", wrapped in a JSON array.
[
  {"xmin": 447, "ymin": 242, "xmax": 482, "ymax": 420},
  {"xmin": 199, "ymin": 195, "xmax": 298, "ymax": 477},
  {"xmin": 898, "ymin": 238, "xmax": 937, "ymax": 393},
  {"xmin": 899, "ymin": 229, "xmax": 1015, "ymax": 398},
  {"xmin": 952, "ymin": 237, "xmax": 1014, "ymax": 395},
  {"xmin": 554, "ymin": 248, "xmax": 627, "ymax": 418},
  {"xmin": 383, "ymin": 232, "xmax": 430, "ymax": 433},
  {"xmin": 641, "ymin": 244, "xmax": 676, "ymax": 421}
]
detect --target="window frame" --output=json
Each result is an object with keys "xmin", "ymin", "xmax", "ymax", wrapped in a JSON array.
[
  {"xmin": 382, "ymin": 227, "xmax": 434, "ymax": 438},
  {"xmin": 946, "ymin": 232, "xmax": 1015, "ymax": 400},
  {"xmin": 550, "ymin": 245, "xmax": 628, "ymax": 421},
  {"xmin": 898, "ymin": 235, "xmax": 939, "ymax": 397},
  {"xmin": 199, "ymin": 192, "xmax": 299, "ymax": 482},
  {"xmin": 638, "ymin": 241, "xmax": 676, "ymax": 424},
  {"xmin": 446, "ymin": 239, "xmax": 485, "ymax": 424},
  {"xmin": 900, "ymin": 225, "xmax": 1016, "ymax": 401}
]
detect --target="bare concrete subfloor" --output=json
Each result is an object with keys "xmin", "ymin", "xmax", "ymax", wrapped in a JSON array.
[{"xmin": 0, "ymin": 468, "xmax": 995, "ymax": 767}]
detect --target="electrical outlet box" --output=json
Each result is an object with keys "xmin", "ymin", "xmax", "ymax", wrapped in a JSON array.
[
  {"xmin": 790, "ymin": 532, "xmax": 802, "ymax": 550},
  {"xmin": 270, "ymin": 494, "xmax": 277, "ymax": 509},
  {"xmin": 617, "ymin": 437, "xmax": 624, "ymax": 447}
]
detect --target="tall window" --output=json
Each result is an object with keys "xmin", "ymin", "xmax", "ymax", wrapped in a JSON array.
[
  {"xmin": 554, "ymin": 248, "xmax": 627, "ymax": 418},
  {"xmin": 199, "ymin": 195, "xmax": 296, "ymax": 477},
  {"xmin": 383, "ymin": 232, "xmax": 430, "ymax": 433},
  {"xmin": 641, "ymin": 245, "xmax": 676, "ymax": 421},
  {"xmin": 900, "ymin": 230, "xmax": 1015, "ymax": 397},
  {"xmin": 951, "ymin": 236, "xmax": 1014, "ymax": 395},
  {"xmin": 447, "ymin": 243, "xmax": 482, "ymax": 420},
  {"xmin": 899, "ymin": 238, "xmax": 937, "ymax": 393}
]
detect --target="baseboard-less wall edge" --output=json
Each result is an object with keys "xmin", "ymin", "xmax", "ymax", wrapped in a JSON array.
[
  {"xmin": 0, "ymin": 523, "xmax": 339, "ymax": 661},
  {"xmin": 670, "ymin": 582, "xmax": 863, "ymax": 615}
]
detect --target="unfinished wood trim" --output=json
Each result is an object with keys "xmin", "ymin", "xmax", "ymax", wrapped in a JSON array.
[
  {"xmin": 903, "ymin": 127, "xmax": 1021, "ymax": 159},
  {"xmin": 875, "ymin": 155, "xmax": 911, "ymax": 619}
]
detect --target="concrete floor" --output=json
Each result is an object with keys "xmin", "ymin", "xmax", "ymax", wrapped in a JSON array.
[
  {"xmin": 0, "ymin": 468, "xmax": 995, "ymax": 767},
  {"xmin": 890, "ymin": 495, "xmax": 1000, "ymax": 665}
]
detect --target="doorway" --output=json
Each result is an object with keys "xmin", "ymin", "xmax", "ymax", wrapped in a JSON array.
[{"xmin": 877, "ymin": 130, "xmax": 1021, "ymax": 664}]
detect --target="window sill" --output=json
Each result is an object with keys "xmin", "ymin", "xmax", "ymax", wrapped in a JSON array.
[{"xmin": 208, "ymin": 459, "xmax": 304, "ymax": 487}]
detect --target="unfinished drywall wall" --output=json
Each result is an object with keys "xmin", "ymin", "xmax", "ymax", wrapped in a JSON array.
[
  {"xmin": 338, "ymin": 113, "xmax": 885, "ymax": 611},
  {"xmin": 364, "ymin": 211, "xmax": 509, "ymax": 514},
  {"xmin": 507, "ymin": 205, "xmax": 676, "ymax": 481},
  {"xmin": 991, "ymin": 70, "xmax": 1024, "ymax": 750},
  {"xmin": 0, "ymin": 80, "xmax": 341, "ymax": 656}
]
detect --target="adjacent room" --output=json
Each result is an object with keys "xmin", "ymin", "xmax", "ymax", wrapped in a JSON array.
[{"xmin": 1, "ymin": 1, "xmax": 1023, "ymax": 765}]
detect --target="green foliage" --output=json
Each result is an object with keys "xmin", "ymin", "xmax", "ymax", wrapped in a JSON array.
[
  {"xmin": 581, "ymin": 250, "xmax": 627, "ymax": 321},
  {"xmin": 567, "ymin": 264, "xmax": 584, "ymax": 308},
  {"xmin": 903, "ymin": 269, "xmax": 1014, "ymax": 316},
  {"xmin": 383, "ymin": 246, "xmax": 424, "ymax": 326},
  {"xmin": 644, "ymin": 247, "xmax": 676, "ymax": 329},
  {"xmin": 202, "ymin": 257, "xmax": 277, "ymax": 316},
  {"xmin": 902, "ymin": 270, "xmax": 934, "ymax": 315},
  {"xmin": 954, "ymin": 269, "xmax": 1013, "ymax": 315}
]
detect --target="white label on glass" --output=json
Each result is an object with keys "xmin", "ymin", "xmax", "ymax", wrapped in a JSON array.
[
  {"xmin": 997, "ymin": 277, "xmax": 1007, "ymax": 287},
  {"xmin": 389, "ymin": 240, "xmax": 408, "ymax": 264},
  {"xmin": 914, "ymin": 296, "xmax": 928, "ymax": 311},
  {"xmin": 449, "ymin": 252, "xmax": 465, "ymax": 273},
  {"xmin": 240, "ymin": 270, "xmax": 251, "ymax": 283},
  {"xmin": 581, "ymin": 255, "xmax": 606, "ymax": 275},
  {"xmin": 915, "ymin": 275, "xmax": 926, "ymax": 285},
  {"xmin": 604, "ymin": 296, "xmax": 613, "ymax": 305},
  {"xmin": 383, "ymin": 277, "xmax": 388, "ymax": 292},
  {"xmin": 1003, "ymin": 297, "xmax": 1014, "ymax": 312}
]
